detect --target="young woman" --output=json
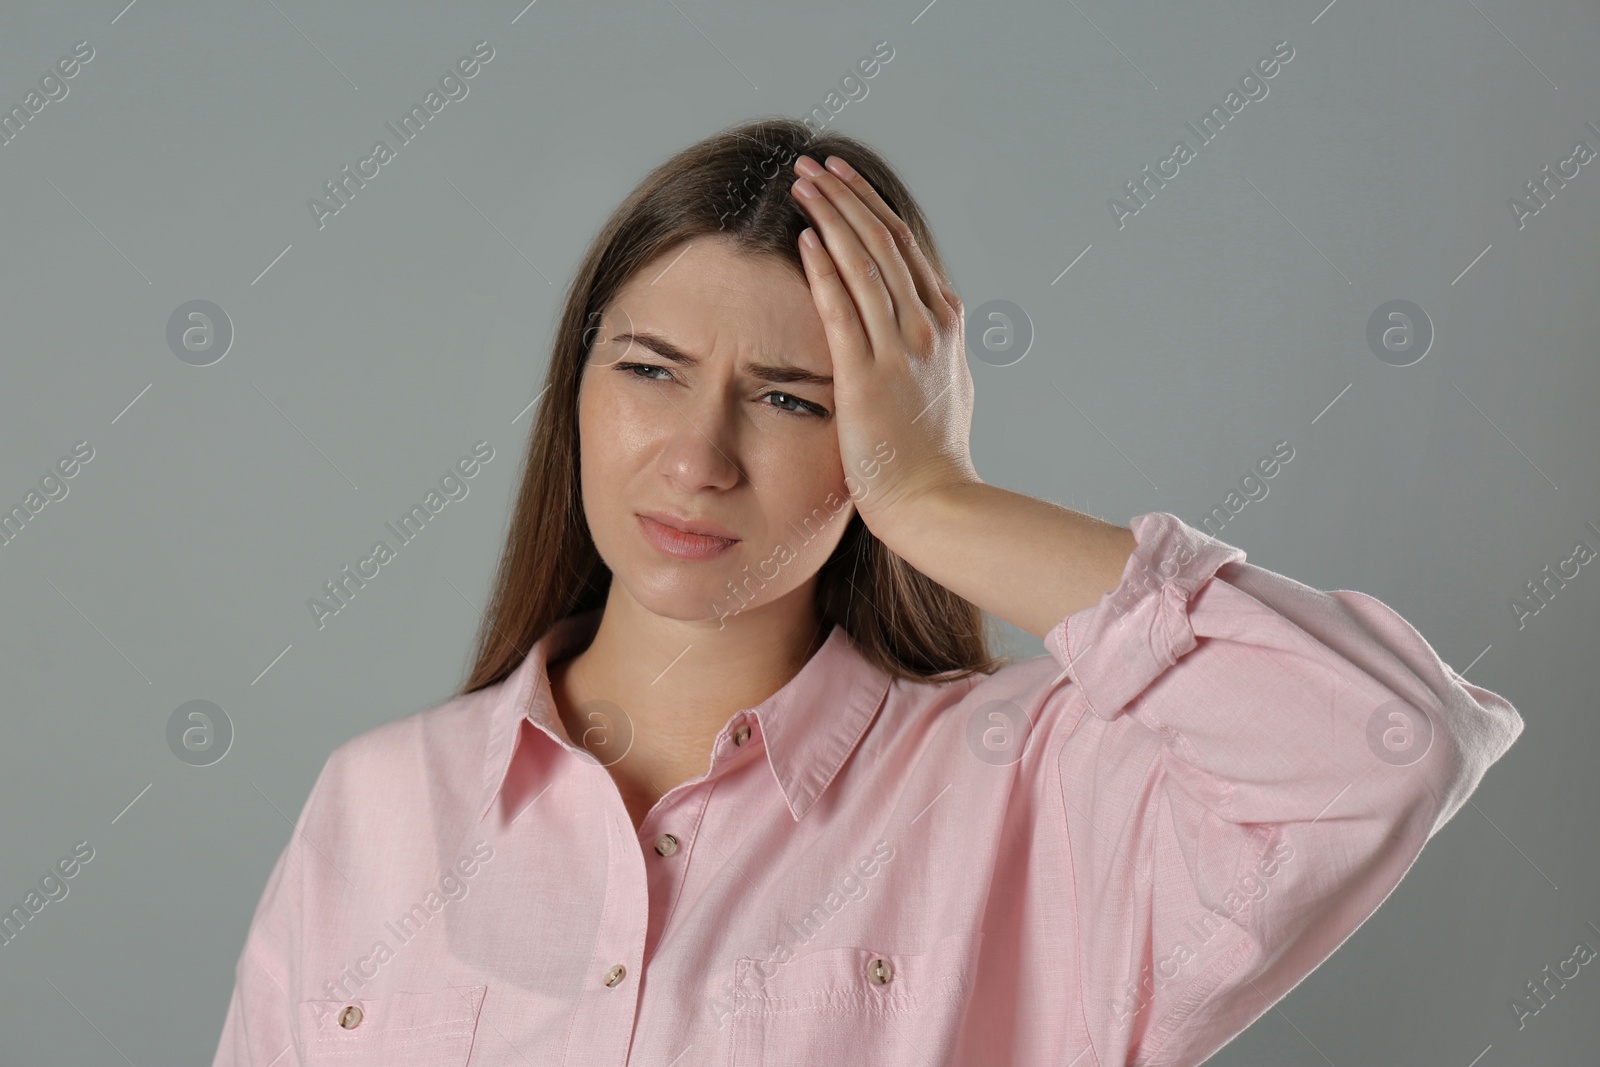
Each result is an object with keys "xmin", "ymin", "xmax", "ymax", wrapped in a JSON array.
[{"xmin": 212, "ymin": 118, "xmax": 1523, "ymax": 1067}]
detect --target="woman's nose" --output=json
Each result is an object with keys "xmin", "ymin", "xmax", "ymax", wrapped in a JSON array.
[{"xmin": 656, "ymin": 399, "xmax": 745, "ymax": 491}]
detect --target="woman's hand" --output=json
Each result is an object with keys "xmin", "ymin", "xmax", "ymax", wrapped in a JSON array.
[
  {"xmin": 788, "ymin": 154, "xmax": 981, "ymax": 540},
  {"xmin": 787, "ymin": 153, "xmax": 1136, "ymax": 637}
]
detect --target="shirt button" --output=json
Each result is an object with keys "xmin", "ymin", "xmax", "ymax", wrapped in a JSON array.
[
  {"xmin": 733, "ymin": 722, "xmax": 752, "ymax": 746},
  {"xmin": 867, "ymin": 958, "xmax": 894, "ymax": 986},
  {"xmin": 338, "ymin": 1004, "xmax": 364, "ymax": 1029},
  {"xmin": 603, "ymin": 963, "xmax": 628, "ymax": 987},
  {"xmin": 654, "ymin": 833, "xmax": 679, "ymax": 856}
]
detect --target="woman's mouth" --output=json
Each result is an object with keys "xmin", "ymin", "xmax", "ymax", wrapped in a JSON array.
[{"xmin": 636, "ymin": 513, "xmax": 740, "ymax": 561}]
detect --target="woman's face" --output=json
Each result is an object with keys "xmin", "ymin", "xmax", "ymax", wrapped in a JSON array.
[{"xmin": 577, "ymin": 235, "xmax": 854, "ymax": 626}]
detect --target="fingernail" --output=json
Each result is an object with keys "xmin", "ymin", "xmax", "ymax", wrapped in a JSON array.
[
  {"xmin": 825, "ymin": 156, "xmax": 857, "ymax": 180},
  {"xmin": 800, "ymin": 227, "xmax": 820, "ymax": 249},
  {"xmin": 792, "ymin": 177, "xmax": 820, "ymax": 199},
  {"xmin": 794, "ymin": 155, "xmax": 824, "ymax": 177}
]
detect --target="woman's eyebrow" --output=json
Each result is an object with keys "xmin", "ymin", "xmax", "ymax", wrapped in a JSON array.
[{"xmin": 613, "ymin": 331, "xmax": 833, "ymax": 387}]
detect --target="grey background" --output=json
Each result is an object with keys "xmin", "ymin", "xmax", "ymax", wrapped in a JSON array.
[{"xmin": 1, "ymin": 0, "xmax": 1595, "ymax": 1063}]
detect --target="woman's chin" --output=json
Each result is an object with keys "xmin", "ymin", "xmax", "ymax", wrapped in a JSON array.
[{"xmin": 621, "ymin": 572, "xmax": 756, "ymax": 625}]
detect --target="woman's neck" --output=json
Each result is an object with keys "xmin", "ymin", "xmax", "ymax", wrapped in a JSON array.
[{"xmin": 547, "ymin": 587, "xmax": 828, "ymax": 827}]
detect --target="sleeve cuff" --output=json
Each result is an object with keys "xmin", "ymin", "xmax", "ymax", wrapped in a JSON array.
[{"xmin": 1044, "ymin": 512, "xmax": 1246, "ymax": 720}]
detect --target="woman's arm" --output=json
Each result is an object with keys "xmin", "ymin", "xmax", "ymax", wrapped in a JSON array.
[
  {"xmin": 1032, "ymin": 511, "xmax": 1524, "ymax": 1066},
  {"xmin": 865, "ymin": 480, "xmax": 1137, "ymax": 639},
  {"xmin": 791, "ymin": 139, "xmax": 1524, "ymax": 1067}
]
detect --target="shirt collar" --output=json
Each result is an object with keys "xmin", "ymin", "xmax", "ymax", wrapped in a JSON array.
[{"xmin": 477, "ymin": 609, "xmax": 895, "ymax": 823}]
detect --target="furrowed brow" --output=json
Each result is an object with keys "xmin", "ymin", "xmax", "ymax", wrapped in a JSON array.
[{"xmin": 613, "ymin": 331, "xmax": 833, "ymax": 387}]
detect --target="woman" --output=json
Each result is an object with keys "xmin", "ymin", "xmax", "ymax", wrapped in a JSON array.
[{"xmin": 212, "ymin": 117, "xmax": 1523, "ymax": 1066}]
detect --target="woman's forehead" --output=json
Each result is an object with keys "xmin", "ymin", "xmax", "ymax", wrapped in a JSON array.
[
  {"xmin": 607, "ymin": 241, "xmax": 827, "ymax": 361},
  {"xmin": 622, "ymin": 236, "xmax": 801, "ymax": 298}
]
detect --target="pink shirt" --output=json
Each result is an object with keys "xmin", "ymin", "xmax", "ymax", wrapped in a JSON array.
[{"xmin": 211, "ymin": 511, "xmax": 1523, "ymax": 1067}]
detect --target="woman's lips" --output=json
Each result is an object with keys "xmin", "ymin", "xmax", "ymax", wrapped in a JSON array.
[{"xmin": 636, "ymin": 514, "xmax": 739, "ymax": 561}]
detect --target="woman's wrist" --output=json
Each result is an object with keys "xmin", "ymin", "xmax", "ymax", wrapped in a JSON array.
[{"xmin": 866, "ymin": 480, "xmax": 1135, "ymax": 639}]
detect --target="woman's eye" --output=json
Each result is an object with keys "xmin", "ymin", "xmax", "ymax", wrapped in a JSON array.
[
  {"xmin": 617, "ymin": 362, "xmax": 673, "ymax": 382},
  {"xmin": 616, "ymin": 363, "xmax": 825, "ymax": 418},
  {"xmin": 761, "ymin": 391, "xmax": 827, "ymax": 418}
]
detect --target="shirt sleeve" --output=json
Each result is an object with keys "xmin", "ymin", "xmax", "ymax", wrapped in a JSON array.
[
  {"xmin": 1045, "ymin": 511, "xmax": 1523, "ymax": 1067},
  {"xmin": 210, "ymin": 763, "xmax": 328, "ymax": 1067}
]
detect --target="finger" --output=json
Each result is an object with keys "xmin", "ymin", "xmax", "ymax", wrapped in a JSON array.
[
  {"xmin": 789, "ymin": 171, "xmax": 909, "ymax": 362},
  {"xmin": 795, "ymin": 226, "xmax": 873, "ymax": 379},
  {"xmin": 820, "ymin": 155, "xmax": 955, "ymax": 324},
  {"xmin": 795, "ymin": 159, "xmax": 930, "ymax": 339}
]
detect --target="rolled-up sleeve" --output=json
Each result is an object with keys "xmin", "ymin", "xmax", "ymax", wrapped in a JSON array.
[{"xmin": 1046, "ymin": 512, "xmax": 1523, "ymax": 1067}]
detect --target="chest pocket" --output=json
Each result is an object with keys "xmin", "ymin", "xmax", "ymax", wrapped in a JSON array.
[
  {"xmin": 727, "ymin": 931, "xmax": 979, "ymax": 1066},
  {"xmin": 299, "ymin": 984, "xmax": 487, "ymax": 1066}
]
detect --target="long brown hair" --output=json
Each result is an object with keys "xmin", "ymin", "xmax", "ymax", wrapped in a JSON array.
[{"xmin": 457, "ymin": 116, "xmax": 1007, "ymax": 697}]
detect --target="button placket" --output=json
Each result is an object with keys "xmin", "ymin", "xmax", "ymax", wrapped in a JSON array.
[
  {"xmin": 556, "ymin": 794, "xmax": 644, "ymax": 1063},
  {"xmin": 639, "ymin": 781, "xmax": 711, "ymax": 971}
]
